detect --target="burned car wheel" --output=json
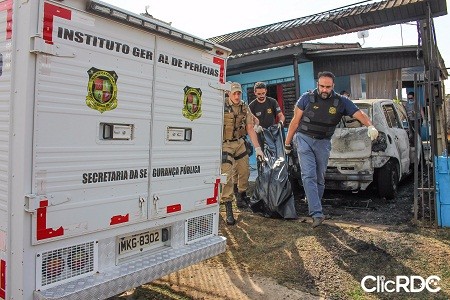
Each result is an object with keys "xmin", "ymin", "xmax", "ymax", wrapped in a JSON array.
[{"xmin": 377, "ymin": 159, "xmax": 399, "ymax": 200}]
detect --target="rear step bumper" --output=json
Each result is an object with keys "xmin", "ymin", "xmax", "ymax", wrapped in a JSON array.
[{"xmin": 34, "ymin": 235, "xmax": 226, "ymax": 300}]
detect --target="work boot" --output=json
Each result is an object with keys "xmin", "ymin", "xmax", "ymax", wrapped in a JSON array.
[
  {"xmin": 236, "ymin": 192, "xmax": 250, "ymax": 209},
  {"xmin": 225, "ymin": 201, "xmax": 236, "ymax": 225}
]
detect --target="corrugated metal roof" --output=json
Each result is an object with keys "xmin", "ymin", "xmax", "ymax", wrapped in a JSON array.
[
  {"xmin": 229, "ymin": 42, "xmax": 361, "ymax": 59},
  {"xmin": 308, "ymin": 45, "xmax": 425, "ymax": 77},
  {"xmin": 208, "ymin": 0, "xmax": 447, "ymax": 55},
  {"xmin": 226, "ymin": 43, "xmax": 426, "ymax": 77},
  {"xmin": 225, "ymin": 42, "xmax": 362, "ymax": 75}
]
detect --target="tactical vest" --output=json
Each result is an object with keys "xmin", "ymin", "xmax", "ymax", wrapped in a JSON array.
[
  {"xmin": 298, "ymin": 91, "xmax": 343, "ymax": 139},
  {"xmin": 223, "ymin": 100, "xmax": 248, "ymax": 141}
]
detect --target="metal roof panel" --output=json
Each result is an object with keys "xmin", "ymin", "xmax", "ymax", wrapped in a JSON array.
[{"xmin": 208, "ymin": 0, "xmax": 447, "ymax": 54}]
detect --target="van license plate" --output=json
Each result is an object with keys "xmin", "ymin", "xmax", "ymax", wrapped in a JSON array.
[{"xmin": 118, "ymin": 229, "xmax": 163, "ymax": 256}]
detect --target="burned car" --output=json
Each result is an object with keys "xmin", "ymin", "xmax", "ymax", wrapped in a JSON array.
[
  {"xmin": 289, "ymin": 99, "xmax": 421, "ymax": 200},
  {"xmin": 326, "ymin": 99, "xmax": 421, "ymax": 199}
]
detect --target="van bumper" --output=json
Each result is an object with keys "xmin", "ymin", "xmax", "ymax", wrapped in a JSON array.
[{"xmin": 34, "ymin": 235, "xmax": 226, "ymax": 300}]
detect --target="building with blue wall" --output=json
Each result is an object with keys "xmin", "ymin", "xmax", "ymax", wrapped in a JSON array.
[{"xmin": 225, "ymin": 42, "xmax": 435, "ymax": 166}]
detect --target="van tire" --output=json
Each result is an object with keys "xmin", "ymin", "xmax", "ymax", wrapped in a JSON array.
[{"xmin": 377, "ymin": 160, "xmax": 399, "ymax": 200}]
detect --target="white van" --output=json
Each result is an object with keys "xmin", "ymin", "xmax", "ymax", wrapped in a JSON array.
[{"xmin": 0, "ymin": 1, "xmax": 230, "ymax": 299}]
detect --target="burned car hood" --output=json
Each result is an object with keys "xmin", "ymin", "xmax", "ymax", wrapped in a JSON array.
[{"xmin": 330, "ymin": 128, "xmax": 372, "ymax": 159}]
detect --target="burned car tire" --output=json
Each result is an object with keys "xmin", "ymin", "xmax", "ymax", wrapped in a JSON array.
[{"xmin": 377, "ymin": 160, "xmax": 399, "ymax": 200}]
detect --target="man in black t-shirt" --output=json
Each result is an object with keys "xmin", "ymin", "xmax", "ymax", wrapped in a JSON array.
[{"xmin": 249, "ymin": 82, "xmax": 285, "ymax": 129}]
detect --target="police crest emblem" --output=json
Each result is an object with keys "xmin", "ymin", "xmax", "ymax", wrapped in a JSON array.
[
  {"xmin": 182, "ymin": 86, "xmax": 202, "ymax": 121},
  {"xmin": 329, "ymin": 107, "xmax": 337, "ymax": 114},
  {"xmin": 86, "ymin": 67, "xmax": 118, "ymax": 113}
]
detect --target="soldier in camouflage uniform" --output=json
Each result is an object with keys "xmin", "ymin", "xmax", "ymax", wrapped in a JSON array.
[{"xmin": 222, "ymin": 82, "xmax": 264, "ymax": 225}]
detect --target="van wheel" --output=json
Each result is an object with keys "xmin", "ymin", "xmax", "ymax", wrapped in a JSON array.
[{"xmin": 377, "ymin": 160, "xmax": 399, "ymax": 200}]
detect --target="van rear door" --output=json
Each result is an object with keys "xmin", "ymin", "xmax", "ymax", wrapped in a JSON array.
[{"xmin": 31, "ymin": 2, "xmax": 154, "ymax": 244}]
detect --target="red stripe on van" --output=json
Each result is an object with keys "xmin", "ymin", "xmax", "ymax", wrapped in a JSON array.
[
  {"xmin": 110, "ymin": 214, "xmax": 129, "ymax": 225},
  {"xmin": 0, "ymin": 259, "xmax": 5, "ymax": 299},
  {"xmin": 206, "ymin": 178, "xmax": 220, "ymax": 205},
  {"xmin": 167, "ymin": 204, "xmax": 181, "ymax": 213},
  {"xmin": 0, "ymin": 0, "xmax": 13, "ymax": 40},
  {"xmin": 43, "ymin": 2, "xmax": 71, "ymax": 44},
  {"xmin": 36, "ymin": 200, "xmax": 64, "ymax": 240}
]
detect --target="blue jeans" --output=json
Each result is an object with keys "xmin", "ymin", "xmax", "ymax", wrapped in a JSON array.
[{"xmin": 295, "ymin": 132, "xmax": 331, "ymax": 218}]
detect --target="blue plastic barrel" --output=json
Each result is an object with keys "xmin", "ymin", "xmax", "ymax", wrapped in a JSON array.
[{"xmin": 436, "ymin": 155, "xmax": 450, "ymax": 227}]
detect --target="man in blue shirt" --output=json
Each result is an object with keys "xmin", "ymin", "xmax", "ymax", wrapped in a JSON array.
[{"xmin": 284, "ymin": 71, "xmax": 379, "ymax": 228}]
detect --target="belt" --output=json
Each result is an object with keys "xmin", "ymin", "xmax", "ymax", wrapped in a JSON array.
[
  {"xmin": 302, "ymin": 133, "xmax": 328, "ymax": 140},
  {"xmin": 223, "ymin": 137, "xmax": 243, "ymax": 143}
]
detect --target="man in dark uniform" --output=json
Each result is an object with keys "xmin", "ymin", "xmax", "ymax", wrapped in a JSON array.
[
  {"xmin": 284, "ymin": 71, "xmax": 379, "ymax": 228},
  {"xmin": 249, "ymin": 81, "xmax": 285, "ymax": 130}
]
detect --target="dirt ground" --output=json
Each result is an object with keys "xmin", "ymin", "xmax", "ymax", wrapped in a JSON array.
[{"xmin": 110, "ymin": 175, "xmax": 450, "ymax": 300}]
